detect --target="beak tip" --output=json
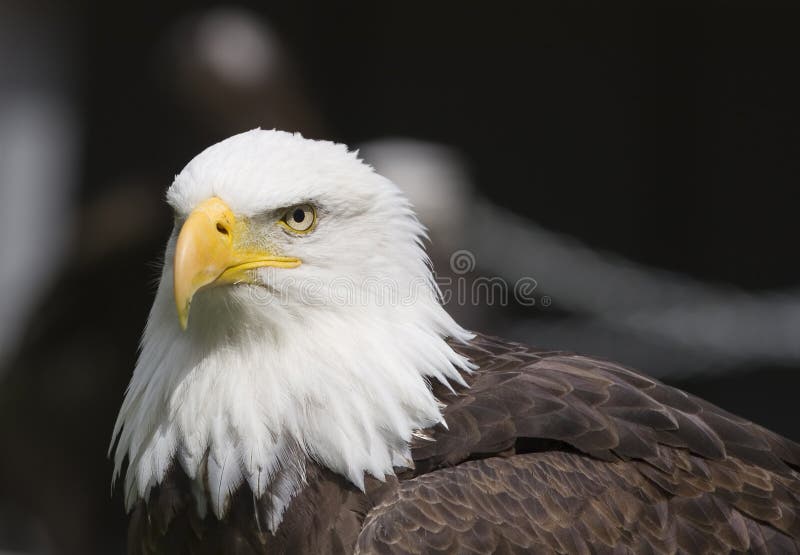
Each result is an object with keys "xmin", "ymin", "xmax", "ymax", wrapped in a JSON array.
[{"xmin": 177, "ymin": 301, "xmax": 190, "ymax": 331}]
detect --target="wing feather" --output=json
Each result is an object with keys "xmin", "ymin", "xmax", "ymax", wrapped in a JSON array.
[
  {"xmin": 359, "ymin": 451, "xmax": 800, "ymax": 554},
  {"xmin": 358, "ymin": 333, "xmax": 800, "ymax": 553}
]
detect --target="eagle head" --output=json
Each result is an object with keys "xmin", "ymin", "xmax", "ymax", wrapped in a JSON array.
[{"xmin": 111, "ymin": 129, "xmax": 472, "ymax": 525}]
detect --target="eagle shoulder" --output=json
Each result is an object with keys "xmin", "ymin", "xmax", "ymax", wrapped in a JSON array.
[{"xmin": 357, "ymin": 333, "xmax": 800, "ymax": 553}]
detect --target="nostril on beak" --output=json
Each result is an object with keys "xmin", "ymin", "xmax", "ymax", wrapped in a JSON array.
[{"xmin": 216, "ymin": 222, "xmax": 230, "ymax": 236}]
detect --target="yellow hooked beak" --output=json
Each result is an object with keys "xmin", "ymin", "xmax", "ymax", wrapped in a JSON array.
[{"xmin": 174, "ymin": 197, "xmax": 301, "ymax": 330}]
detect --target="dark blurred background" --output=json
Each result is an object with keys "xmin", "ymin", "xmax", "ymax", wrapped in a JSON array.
[{"xmin": 1, "ymin": 3, "xmax": 799, "ymax": 554}]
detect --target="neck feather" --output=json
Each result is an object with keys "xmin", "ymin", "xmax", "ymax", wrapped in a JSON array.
[{"xmin": 111, "ymin": 276, "xmax": 473, "ymax": 524}]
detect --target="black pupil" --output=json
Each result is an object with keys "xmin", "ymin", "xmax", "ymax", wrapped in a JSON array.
[{"xmin": 292, "ymin": 208, "xmax": 306, "ymax": 223}]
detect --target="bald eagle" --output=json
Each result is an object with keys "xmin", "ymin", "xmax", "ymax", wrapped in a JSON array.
[{"xmin": 111, "ymin": 130, "xmax": 800, "ymax": 554}]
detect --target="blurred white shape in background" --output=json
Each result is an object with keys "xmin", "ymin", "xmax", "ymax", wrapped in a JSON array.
[
  {"xmin": 164, "ymin": 6, "xmax": 324, "ymax": 139},
  {"xmin": 0, "ymin": 2, "xmax": 80, "ymax": 372},
  {"xmin": 193, "ymin": 7, "xmax": 278, "ymax": 88},
  {"xmin": 362, "ymin": 137, "xmax": 800, "ymax": 378},
  {"xmin": 468, "ymin": 202, "xmax": 800, "ymax": 375},
  {"xmin": 360, "ymin": 139, "xmax": 474, "ymax": 248}
]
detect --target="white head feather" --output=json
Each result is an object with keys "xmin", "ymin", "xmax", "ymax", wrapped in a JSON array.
[{"xmin": 111, "ymin": 129, "xmax": 473, "ymax": 526}]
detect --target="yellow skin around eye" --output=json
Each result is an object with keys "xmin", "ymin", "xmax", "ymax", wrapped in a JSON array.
[{"xmin": 278, "ymin": 204, "xmax": 317, "ymax": 234}]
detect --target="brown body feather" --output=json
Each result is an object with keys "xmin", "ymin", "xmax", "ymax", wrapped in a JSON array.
[{"xmin": 128, "ymin": 334, "xmax": 800, "ymax": 554}]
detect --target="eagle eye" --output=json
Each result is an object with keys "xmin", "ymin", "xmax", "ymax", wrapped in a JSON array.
[{"xmin": 280, "ymin": 203, "xmax": 317, "ymax": 233}]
